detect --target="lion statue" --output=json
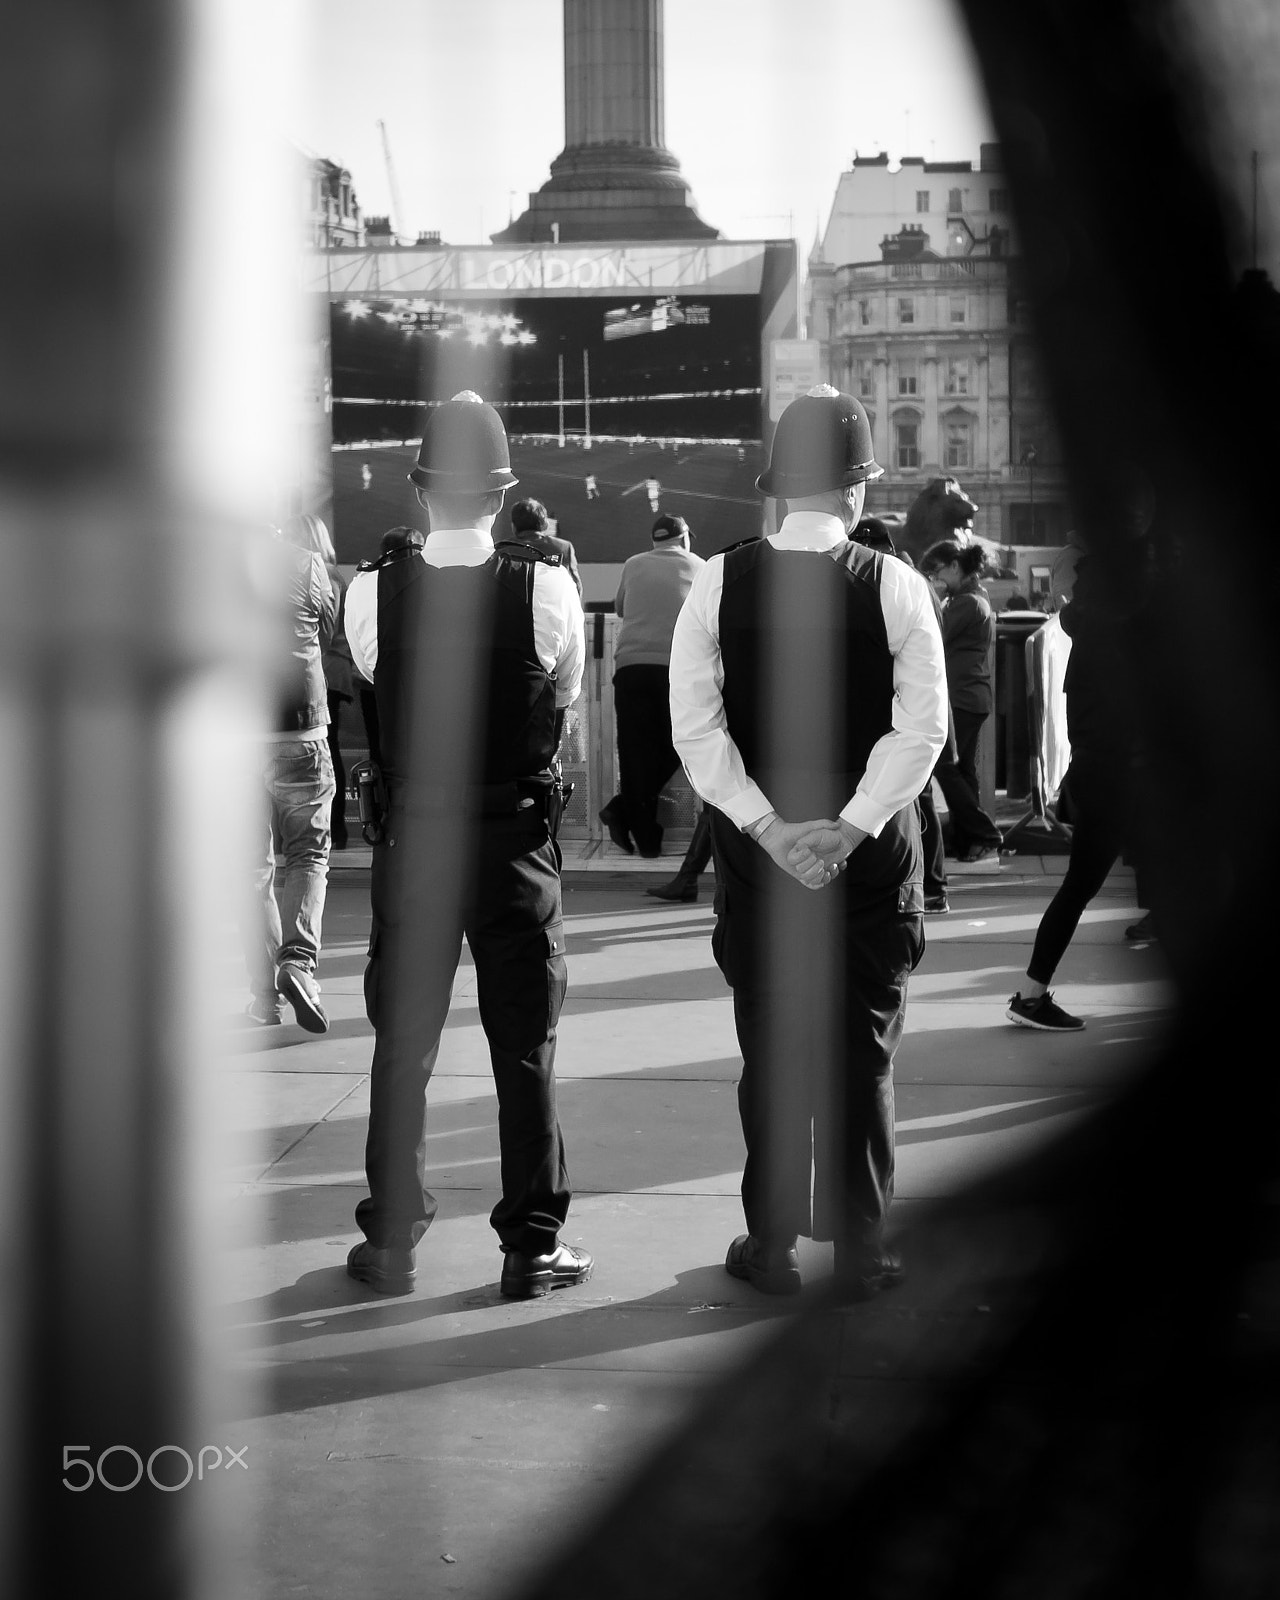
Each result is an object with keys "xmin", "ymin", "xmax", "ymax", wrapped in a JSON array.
[{"xmin": 900, "ymin": 476, "xmax": 979, "ymax": 567}]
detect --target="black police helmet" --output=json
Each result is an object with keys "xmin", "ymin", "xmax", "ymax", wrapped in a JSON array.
[
  {"xmin": 408, "ymin": 390, "xmax": 519, "ymax": 494},
  {"xmin": 757, "ymin": 385, "xmax": 883, "ymax": 497}
]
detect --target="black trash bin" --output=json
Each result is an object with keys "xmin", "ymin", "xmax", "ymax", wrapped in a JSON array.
[{"xmin": 994, "ymin": 611, "xmax": 1050, "ymax": 799}]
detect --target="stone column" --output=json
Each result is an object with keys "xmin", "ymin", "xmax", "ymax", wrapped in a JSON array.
[
  {"xmin": 922, "ymin": 344, "xmax": 941, "ymax": 469},
  {"xmin": 565, "ymin": 0, "xmax": 664, "ymax": 149},
  {"xmin": 492, "ymin": 0, "xmax": 716, "ymax": 242}
]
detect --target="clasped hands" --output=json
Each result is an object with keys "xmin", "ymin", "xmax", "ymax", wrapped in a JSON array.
[{"xmin": 756, "ymin": 816, "xmax": 868, "ymax": 890}]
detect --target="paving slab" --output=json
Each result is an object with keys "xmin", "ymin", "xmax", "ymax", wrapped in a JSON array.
[{"xmin": 216, "ymin": 862, "xmax": 1172, "ymax": 1599}]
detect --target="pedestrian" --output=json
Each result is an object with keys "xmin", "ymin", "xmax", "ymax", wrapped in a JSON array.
[
  {"xmin": 243, "ymin": 519, "xmax": 338, "ymax": 1032},
  {"xmin": 354, "ymin": 525, "xmax": 424, "ymax": 769},
  {"xmin": 599, "ymin": 514, "xmax": 705, "ymax": 858},
  {"xmin": 670, "ymin": 385, "xmax": 947, "ymax": 1298},
  {"xmin": 285, "ymin": 513, "xmax": 355, "ymax": 850},
  {"xmin": 646, "ymin": 477, "xmax": 660, "ymax": 513},
  {"xmin": 1007, "ymin": 525, "xmax": 1153, "ymax": 1031},
  {"xmin": 342, "ymin": 391, "xmax": 590, "ymax": 1299},
  {"xmin": 361, "ymin": 462, "xmax": 372, "ymax": 491},
  {"xmin": 507, "ymin": 496, "xmax": 582, "ymax": 597},
  {"xmin": 645, "ymin": 804, "xmax": 712, "ymax": 901},
  {"xmin": 921, "ymin": 539, "xmax": 1005, "ymax": 867},
  {"xmin": 585, "ymin": 473, "xmax": 599, "ymax": 501}
]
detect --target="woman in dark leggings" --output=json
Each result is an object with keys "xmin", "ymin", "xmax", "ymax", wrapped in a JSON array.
[{"xmin": 1007, "ymin": 551, "xmax": 1146, "ymax": 1031}]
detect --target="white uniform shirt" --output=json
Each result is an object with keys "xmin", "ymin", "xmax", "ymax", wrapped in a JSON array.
[
  {"xmin": 669, "ymin": 511, "xmax": 948, "ymax": 837},
  {"xmin": 345, "ymin": 527, "xmax": 585, "ymax": 710}
]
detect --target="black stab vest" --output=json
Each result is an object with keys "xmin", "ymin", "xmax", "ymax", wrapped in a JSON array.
[
  {"xmin": 718, "ymin": 539, "xmax": 895, "ymax": 818},
  {"xmin": 373, "ymin": 550, "xmax": 558, "ymax": 789}
]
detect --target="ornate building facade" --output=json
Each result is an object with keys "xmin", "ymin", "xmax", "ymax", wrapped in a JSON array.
[
  {"xmin": 307, "ymin": 157, "xmax": 364, "ymax": 249},
  {"xmin": 808, "ymin": 148, "xmax": 1068, "ymax": 553}
]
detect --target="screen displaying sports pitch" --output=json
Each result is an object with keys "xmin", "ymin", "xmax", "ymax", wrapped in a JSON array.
[{"xmin": 328, "ymin": 290, "xmax": 767, "ymax": 566}]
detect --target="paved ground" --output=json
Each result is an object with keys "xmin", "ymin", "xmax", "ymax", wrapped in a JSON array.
[{"xmin": 215, "ymin": 839, "xmax": 1172, "ymax": 1600}]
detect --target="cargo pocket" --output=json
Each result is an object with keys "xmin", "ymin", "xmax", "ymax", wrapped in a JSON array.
[
  {"xmin": 897, "ymin": 882, "xmax": 924, "ymax": 915},
  {"xmin": 545, "ymin": 920, "xmax": 568, "ymax": 1031}
]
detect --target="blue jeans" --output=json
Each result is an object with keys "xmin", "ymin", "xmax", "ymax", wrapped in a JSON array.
[{"xmin": 247, "ymin": 738, "xmax": 335, "ymax": 1001}]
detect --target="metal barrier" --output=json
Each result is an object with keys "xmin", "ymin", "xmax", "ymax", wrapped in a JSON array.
[{"xmin": 553, "ymin": 610, "xmax": 700, "ymax": 844}]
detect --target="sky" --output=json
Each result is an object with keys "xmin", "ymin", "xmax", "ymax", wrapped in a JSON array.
[{"xmin": 296, "ymin": 0, "xmax": 997, "ymax": 255}]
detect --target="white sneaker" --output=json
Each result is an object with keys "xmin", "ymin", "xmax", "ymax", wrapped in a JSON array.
[{"xmin": 276, "ymin": 963, "xmax": 329, "ymax": 1034}]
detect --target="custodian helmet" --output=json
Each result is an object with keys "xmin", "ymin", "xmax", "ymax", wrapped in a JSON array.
[
  {"xmin": 756, "ymin": 384, "xmax": 883, "ymax": 497},
  {"xmin": 408, "ymin": 390, "xmax": 519, "ymax": 494}
]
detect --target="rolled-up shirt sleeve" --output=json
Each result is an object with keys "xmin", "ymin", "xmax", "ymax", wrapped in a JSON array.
[
  {"xmin": 344, "ymin": 568, "xmax": 379, "ymax": 681},
  {"xmin": 534, "ymin": 564, "xmax": 585, "ymax": 708},
  {"xmin": 669, "ymin": 557, "xmax": 772, "ymax": 829},
  {"xmin": 841, "ymin": 559, "xmax": 949, "ymax": 836}
]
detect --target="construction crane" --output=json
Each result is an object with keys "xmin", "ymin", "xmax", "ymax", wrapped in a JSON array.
[{"xmin": 377, "ymin": 119, "xmax": 407, "ymax": 244}]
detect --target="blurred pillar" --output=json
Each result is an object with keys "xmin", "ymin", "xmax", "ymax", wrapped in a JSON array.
[{"xmin": 0, "ymin": 3, "xmax": 298, "ymax": 1594}]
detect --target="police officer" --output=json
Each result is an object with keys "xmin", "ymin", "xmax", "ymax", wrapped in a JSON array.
[
  {"xmin": 669, "ymin": 385, "xmax": 947, "ymax": 1297},
  {"xmin": 343, "ymin": 392, "xmax": 591, "ymax": 1299}
]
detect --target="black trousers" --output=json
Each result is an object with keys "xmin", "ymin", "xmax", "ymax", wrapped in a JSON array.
[
  {"xmin": 1027, "ymin": 751, "xmax": 1135, "ymax": 985},
  {"xmin": 611, "ymin": 664, "xmax": 680, "ymax": 855},
  {"xmin": 710, "ymin": 808, "xmax": 924, "ymax": 1248},
  {"xmin": 358, "ymin": 808, "xmax": 571, "ymax": 1254},
  {"xmin": 919, "ymin": 789, "xmax": 947, "ymax": 896},
  {"xmin": 934, "ymin": 706, "xmax": 1002, "ymax": 855},
  {"xmin": 671, "ymin": 805, "xmax": 714, "ymax": 882}
]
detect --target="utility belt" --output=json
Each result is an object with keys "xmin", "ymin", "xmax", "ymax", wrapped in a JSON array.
[{"xmin": 349, "ymin": 761, "xmax": 573, "ymax": 844}]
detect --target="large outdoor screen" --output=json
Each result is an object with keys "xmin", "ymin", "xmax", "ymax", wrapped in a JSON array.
[{"xmin": 328, "ymin": 290, "xmax": 766, "ymax": 566}]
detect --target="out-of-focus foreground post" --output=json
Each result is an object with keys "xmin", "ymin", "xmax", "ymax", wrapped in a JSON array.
[{"xmin": 0, "ymin": 4, "xmax": 300, "ymax": 1594}]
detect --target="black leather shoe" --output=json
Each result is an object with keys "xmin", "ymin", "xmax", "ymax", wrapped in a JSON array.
[
  {"xmin": 646, "ymin": 878, "xmax": 698, "ymax": 902},
  {"xmin": 724, "ymin": 1234, "xmax": 802, "ymax": 1295},
  {"xmin": 834, "ymin": 1245, "xmax": 905, "ymax": 1302},
  {"xmin": 598, "ymin": 802, "xmax": 634, "ymax": 855},
  {"xmin": 346, "ymin": 1241, "xmax": 416, "ymax": 1296},
  {"xmin": 500, "ymin": 1241, "xmax": 593, "ymax": 1299}
]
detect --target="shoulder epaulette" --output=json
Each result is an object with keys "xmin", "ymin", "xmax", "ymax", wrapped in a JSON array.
[
  {"xmin": 717, "ymin": 535, "xmax": 763, "ymax": 556},
  {"xmin": 495, "ymin": 540, "xmax": 561, "ymax": 568}
]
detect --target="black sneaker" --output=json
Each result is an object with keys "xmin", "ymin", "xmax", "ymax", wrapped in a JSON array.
[
  {"xmin": 923, "ymin": 894, "xmax": 950, "ymax": 914},
  {"xmin": 1007, "ymin": 991, "xmax": 1084, "ymax": 1031},
  {"xmin": 1125, "ymin": 913, "xmax": 1156, "ymax": 941}
]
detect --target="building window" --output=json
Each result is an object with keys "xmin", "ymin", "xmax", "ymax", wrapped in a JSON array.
[
  {"xmin": 944, "ymin": 357, "xmax": 970, "ymax": 396},
  {"xmin": 948, "ymin": 187, "xmax": 963, "ymax": 213},
  {"xmin": 1012, "ymin": 344, "xmax": 1042, "ymax": 397},
  {"xmin": 990, "ymin": 188, "xmax": 1009, "ymax": 212},
  {"xmin": 950, "ymin": 294, "xmax": 967, "ymax": 325},
  {"xmin": 944, "ymin": 416, "xmax": 973, "ymax": 470},
  {"xmin": 859, "ymin": 298, "xmax": 872, "ymax": 327},
  {"xmin": 896, "ymin": 417, "xmax": 921, "ymax": 470},
  {"xmin": 916, "ymin": 190, "xmax": 930, "ymax": 212},
  {"xmin": 897, "ymin": 359, "xmax": 918, "ymax": 397},
  {"xmin": 897, "ymin": 297, "xmax": 915, "ymax": 325},
  {"xmin": 856, "ymin": 358, "xmax": 875, "ymax": 400}
]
